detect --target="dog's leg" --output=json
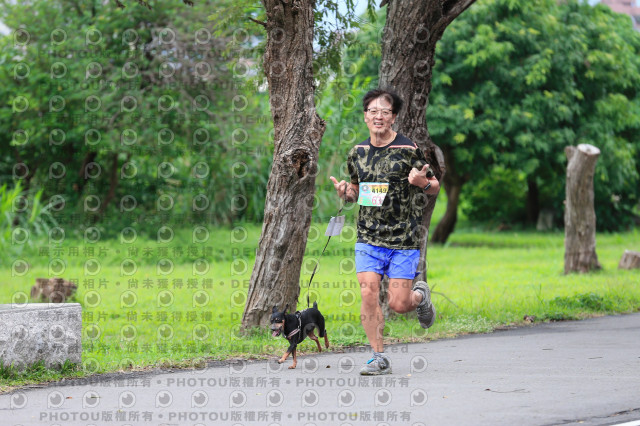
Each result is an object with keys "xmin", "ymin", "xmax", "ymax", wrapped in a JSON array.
[
  {"xmin": 307, "ymin": 331, "xmax": 322, "ymax": 352},
  {"xmin": 317, "ymin": 315, "xmax": 329, "ymax": 348},
  {"xmin": 278, "ymin": 351, "xmax": 290, "ymax": 364},
  {"xmin": 289, "ymin": 347, "xmax": 297, "ymax": 369}
]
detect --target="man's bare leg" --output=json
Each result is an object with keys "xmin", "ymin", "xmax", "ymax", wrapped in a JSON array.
[
  {"xmin": 387, "ymin": 278, "xmax": 424, "ymax": 313},
  {"xmin": 357, "ymin": 271, "xmax": 384, "ymax": 352}
]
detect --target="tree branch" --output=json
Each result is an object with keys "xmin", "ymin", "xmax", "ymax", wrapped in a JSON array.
[
  {"xmin": 180, "ymin": 89, "xmax": 216, "ymax": 119},
  {"xmin": 68, "ymin": 0, "xmax": 84, "ymax": 17},
  {"xmin": 108, "ymin": 111, "xmax": 121, "ymax": 128},
  {"xmin": 440, "ymin": 0, "xmax": 476, "ymax": 28},
  {"xmin": 113, "ymin": 0, "xmax": 193, "ymax": 9},
  {"xmin": 249, "ymin": 17, "xmax": 267, "ymax": 27}
]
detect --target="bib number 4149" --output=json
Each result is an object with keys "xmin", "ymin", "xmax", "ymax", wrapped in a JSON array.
[{"xmin": 358, "ymin": 182, "xmax": 389, "ymax": 207}]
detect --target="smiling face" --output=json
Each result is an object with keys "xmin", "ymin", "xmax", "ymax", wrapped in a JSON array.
[{"xmin": 364, "ymin": 96, "xmax": 396, "ymax": 139}]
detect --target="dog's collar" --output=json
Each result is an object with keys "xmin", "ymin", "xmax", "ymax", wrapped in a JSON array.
[{"xmin": 286, "ymin": 312, "xmax": 302, "ymax": 340}]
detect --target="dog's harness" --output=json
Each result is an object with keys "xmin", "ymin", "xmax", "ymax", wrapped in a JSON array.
[{"xmin": 286, "ymin": 311, "xmax": 303, "ymax": 342}]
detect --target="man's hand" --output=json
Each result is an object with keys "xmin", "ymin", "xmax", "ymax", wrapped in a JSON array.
[
  {"xmin": 408, "ymin": 165, "xmax": 440, "ymax": 194},
  {"xmin": 408, "ymin": 165, "xmax": 430, "ymax": 187},
  {"xmin": 330, "ymin": 176, "xmax": 358, "ymax": 202}
]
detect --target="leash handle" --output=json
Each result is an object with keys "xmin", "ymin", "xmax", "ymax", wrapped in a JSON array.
[{"xmin": 306, "ymin": 180, "xmax": 350, "ymax": 307}]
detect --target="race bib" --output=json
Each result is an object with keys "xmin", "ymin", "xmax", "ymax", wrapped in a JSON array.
[{"xmin": 358, "ymin": 182, "xmax": 389, "ymax": 207}]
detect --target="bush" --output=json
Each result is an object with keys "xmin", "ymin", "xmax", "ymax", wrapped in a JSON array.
[
  {"xmin": 462, "ymin": 166, "xmax": 528, "ymax": 225},
  {"xmin": 0, "ymin": 181, "xmax": 58, "ymax": 255}
]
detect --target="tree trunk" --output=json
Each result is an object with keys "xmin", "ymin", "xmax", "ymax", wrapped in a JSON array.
[
  {"xmin": 432, "ymin": 147, "xmax": 466, "ymax": 243},
  {"xmin": 241, "ymin": 0, "xmax": 326, "ymax": 328},
  {"xmin": 76, "ymin": 151, "xmax": 98, "ymax": 193},
  {"xmin": 431, "ymin": 180, "xmax": 462, "ymax": 244},
  {"xmin": 379, "ymin": 0, "xmax": 476, "ymax": 284},
  {"xmin": 564, "ymin": 144, "xmax": 601, "ymax": 274},
  {"xmin": 526, "ymin": 178, "xmax": 539, "ymax": 225},
  {"xmin": 96, "ymin": 152, "xmax": 120, "ymax": 221}
]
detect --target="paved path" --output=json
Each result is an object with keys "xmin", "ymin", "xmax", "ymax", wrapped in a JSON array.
[{"xmin": 2, "ymin": 313, "xmax": 640, "ymax": 426}]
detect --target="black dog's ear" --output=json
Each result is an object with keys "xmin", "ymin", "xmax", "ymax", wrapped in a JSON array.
[
  {"xmin": 284, "ymin": 304, "xmax": 290, "ymax": 314},
  {"xmin": 272, "ymin": 305, "xmax": 278, "ymax": 314}
]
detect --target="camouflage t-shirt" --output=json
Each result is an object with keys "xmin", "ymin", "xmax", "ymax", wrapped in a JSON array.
[{"xmin": 347, "ymin": 133, "xmax": 428, "ymax": 249}]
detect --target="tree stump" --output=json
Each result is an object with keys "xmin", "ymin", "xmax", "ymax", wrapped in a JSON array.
[
  {"xmin": 536, "ymin": 209, "xmax": 555, "ymax": 231},
  {"xmin": 619, "ymin": 250, "xmax": 640, "ymax": 270},
  {"xmin": 564, "ymin": 144, "xmax": 602, "ymax": 274},
  {"xmin": 30, "ymin": 277, "xmax": 77, "ymax": 303}
]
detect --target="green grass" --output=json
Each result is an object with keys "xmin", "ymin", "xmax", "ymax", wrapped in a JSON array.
[
  {"xmin": 0, "ymin": 360, "xmax": 82, "ymax": 387},
  {"xmin": 1, "ymin": 223, "xmax": 639, "ymax": 392}
]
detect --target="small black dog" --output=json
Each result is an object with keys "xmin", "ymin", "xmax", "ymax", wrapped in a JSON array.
[{"xmin": 270, "ymin": 302, "xmax": 329, "ymax": 369}]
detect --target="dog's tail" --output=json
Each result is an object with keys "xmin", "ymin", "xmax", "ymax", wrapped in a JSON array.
[{"xmin": 313, "ymin": 301, "xmax": 318, "ymax": 310}]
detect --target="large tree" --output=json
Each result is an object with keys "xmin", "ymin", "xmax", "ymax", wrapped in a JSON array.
[
  {"xmin": 240, "ymin": 0, "xmax": 327, "ymax": 327},
  {"xmin": 237, "ymin": 1, "xmax": 363, "ymax": 328},
  {"xmin": 0, "ymin": 0, "xmax": 248, "ymax": 231},
  {"xmin": 378, "ymin": 0, "xmax": 476, "ymax": 282},
  {"xmin": 427, "ymin": 0, "xmax": 640, "ymax": 242},
  {"xmin": 240, "ymin": 0, "xmax": 481, "ymax": 326}
]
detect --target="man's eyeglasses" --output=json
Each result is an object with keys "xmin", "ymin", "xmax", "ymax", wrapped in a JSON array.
[{"xmin": 365, "ymin": 109, "xmax": 393, "ymax": 117}]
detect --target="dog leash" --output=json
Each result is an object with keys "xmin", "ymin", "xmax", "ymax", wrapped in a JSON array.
[{"xmin": 304, "ymin": 181, "xmax": 350, "ymax": 308}]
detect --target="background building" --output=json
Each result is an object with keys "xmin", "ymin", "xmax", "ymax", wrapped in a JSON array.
[{"xmin": 601, "ymin": 0, "xmax": 640, "ymax": 30}]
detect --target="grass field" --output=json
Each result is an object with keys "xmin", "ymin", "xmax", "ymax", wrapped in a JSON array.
[{"xmin": 1, "ymin": 220, "xmax": 639, "ymax": 391}]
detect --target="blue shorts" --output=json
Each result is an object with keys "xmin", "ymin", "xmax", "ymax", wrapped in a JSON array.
[{"xmin": 354, "ymin": 242, "xmax": 420, "ymax": 279}]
